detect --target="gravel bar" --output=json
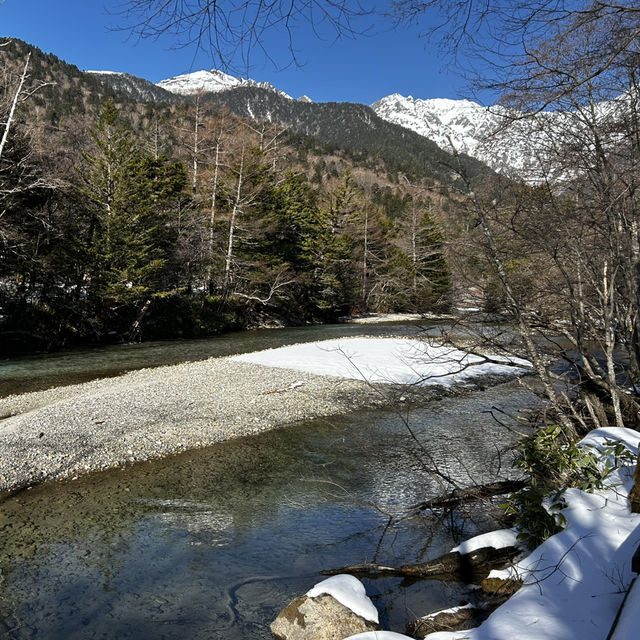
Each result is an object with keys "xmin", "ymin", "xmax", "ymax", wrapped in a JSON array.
[{"xmin": 0, "ymin": 356, "xmax": 403, "ymax": 496}]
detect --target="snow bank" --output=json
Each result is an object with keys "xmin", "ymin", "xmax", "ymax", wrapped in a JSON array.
[
  {"xmin": 231, "ymin": 338, "xmax": 530, "ymax": 386},
  {"xmin": 451, "ymin": 529, "xmax": 520, "ymax": 555},
  {"xmin": 346, "ymin": 633, "xmax": 415, "ymax": 640},
  {"xmin": 425, "ymin": 427, "xmax": 640, "ymax": 640},
  {"xmin": 610, "ymin": 576, "xmax": 640, "ymax": 640},
  {"xmin": 306, "ymin": 575, "xmax": 379, "ymax": 623}
]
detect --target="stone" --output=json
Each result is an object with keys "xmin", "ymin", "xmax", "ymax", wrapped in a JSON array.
[
  {"xmin": 407, "ymin": 604, "xmax": 481, "ymax": 636},
  {"xmin": 270, "ymin": 594, "xmax": 380, "ymax": 640},
  {"xmin": 480, "ymin": 576, "xmax": 522, "ymax": 596}
]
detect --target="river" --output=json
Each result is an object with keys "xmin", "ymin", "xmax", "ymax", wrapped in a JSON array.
[{"xmin": 0, "ymin": 322, "xmax": 539, "ymax": 639}]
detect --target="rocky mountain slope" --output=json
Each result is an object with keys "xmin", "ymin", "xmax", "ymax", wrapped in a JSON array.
[
  {"xmin": 87, "ymin": 70, "xmax": 184, "ymax": 104},
  {"xmin": 371, "ymin": 94, "xmax": 545, "ymax": 178}
]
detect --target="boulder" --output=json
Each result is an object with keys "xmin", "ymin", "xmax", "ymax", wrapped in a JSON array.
[{"xmin": 271, "ymin": 593, "xmax": 380, "ymax": 640}]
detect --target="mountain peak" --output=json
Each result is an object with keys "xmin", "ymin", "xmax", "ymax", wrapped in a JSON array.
[
  {"xmin": 372, "ymin": 93, "xmax": 524, "ymax": 175},
  {"xmin": 156, "ymin": 69, "xmax": 292, "ymax": 99}
]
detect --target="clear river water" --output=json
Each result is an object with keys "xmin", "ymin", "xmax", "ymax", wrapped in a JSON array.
[{"xmin": 0, "ymin": 322, "xmax": 539, "ymax": 639}]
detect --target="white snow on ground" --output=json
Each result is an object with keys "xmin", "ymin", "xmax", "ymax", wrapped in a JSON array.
[
  {"xmin": 306, "ymin": 575, "xmax": 379, "ymax": 623},
  {"xmin": 610, "ymin": 576, "xmax": 640, "ymax": 640},
  {"xmin": 422, "ymin": 427, "xmax": 640, "ymax": 640},
  {"xmin": 342, "ymin": 428, "xmax": 640, "ymax": 640},
  {"xmin": 451, "ymin": 529, "xmax": 520, "ymax": 555},
  {"xmin": 231, "ymin": 338, "xmax": 530, "ymax": 386},
  {"xmin": 342, "ymin": 313, "xmax": 424, "ymax": 324}
]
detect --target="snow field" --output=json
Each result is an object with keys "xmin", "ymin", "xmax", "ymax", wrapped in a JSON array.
[{"xmin": 231, "ymin": 337, "xmax": 530, "ymax": 386}]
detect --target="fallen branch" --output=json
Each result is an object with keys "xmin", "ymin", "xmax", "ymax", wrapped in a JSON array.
[
  {"xmin": 321, "ymin": 545, "xmax": 520, "ymax": 583},
  {"xmin": 407, "ymin": 479, "xmax": 528, "ymax": 513}
]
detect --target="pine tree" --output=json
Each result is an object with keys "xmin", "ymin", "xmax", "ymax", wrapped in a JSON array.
[{"xmin": 77, "ymin": 101, "xmax": 188, "ymax": 331}]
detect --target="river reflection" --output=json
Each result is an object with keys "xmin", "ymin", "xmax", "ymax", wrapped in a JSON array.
[{"xmin": 0, "ymin": 380, "xmax": 539, "ymax": 639}]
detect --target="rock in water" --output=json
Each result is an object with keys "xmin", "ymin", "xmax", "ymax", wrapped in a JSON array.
[
  {"xmin": 270, "ymin": 594, "xmax": 380, "ymax": 640},
  {"xmin": 407, "ymin": 604, "xmax": 481, "ymax": 636}
]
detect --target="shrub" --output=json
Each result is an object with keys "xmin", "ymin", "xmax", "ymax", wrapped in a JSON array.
[{"xmin": 502, "ymin": 425, "xmax": 635, "ymax": 549}]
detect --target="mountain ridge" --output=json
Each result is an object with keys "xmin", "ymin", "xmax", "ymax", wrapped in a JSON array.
[{"xmin": 80, "ymin": 61, "xmax": 494, "ymax": 186}]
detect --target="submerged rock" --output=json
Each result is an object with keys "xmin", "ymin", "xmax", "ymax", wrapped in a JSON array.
[{"xmin": 270, "ymin": 594, "xmax": 380, "ymax": 639}]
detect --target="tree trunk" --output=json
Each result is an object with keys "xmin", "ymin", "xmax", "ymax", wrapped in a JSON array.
[
  {"xmin": 0, "ymin": 52, "xmax": 30, "ymax": 162},
  {"xmin": 206, "ymin": 139, "xmax": 221, "ymax": 292},
  {"xmin": 222, "ymin": 147, "xmax": 244, "ymax": 297}
]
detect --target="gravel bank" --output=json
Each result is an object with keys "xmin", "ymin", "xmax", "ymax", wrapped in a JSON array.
[{"xmin": 0, "ymin": 356, "xmax": 406, "ymax": 496}]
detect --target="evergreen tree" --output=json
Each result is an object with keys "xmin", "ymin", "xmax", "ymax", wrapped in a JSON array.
[{"xmin": 77, "ymin": 101, "xmax": 188, "ymax": 332}]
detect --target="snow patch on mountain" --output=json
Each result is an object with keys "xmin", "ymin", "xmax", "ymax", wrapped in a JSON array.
[
  {"xmin": 157, "ymin": 69, "xmax": 292, "ymax": 99},
  {"xmin": 86, "ymin": 70, "xmax": 125, "ymax": 76}
]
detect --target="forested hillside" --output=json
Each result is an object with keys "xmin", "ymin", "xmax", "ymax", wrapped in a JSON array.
[{"xmin": 0, "ymin": 39, "xmax": 469, "ymax": 354}]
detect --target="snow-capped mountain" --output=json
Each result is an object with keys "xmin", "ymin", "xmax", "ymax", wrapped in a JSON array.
[
  {"xmin": 371, "ymin": 93, "xmax": 557, "ymax": 182},
  {"xmin": 372, "ymin": 95, "xmax": 499, "ymax": 154},
  {"xmin": 372, "ymin": 94, "xmax": 537, "ymax": 177},
  {"xmin": 157, "ymin": 69, "xmax": 294, "ymax": 100},
  {"xmin": 372, "ymin": 92, "xmax": 634, "ymax": 182}
]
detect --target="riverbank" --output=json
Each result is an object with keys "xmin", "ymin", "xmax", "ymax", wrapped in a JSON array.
[
  {"xmin": 0, "ymin": 357, "xmax": 394, "ymax": 497},
  {"xmin": 0, "ymin": 337, "xmax": 529, "ymax": 498}
]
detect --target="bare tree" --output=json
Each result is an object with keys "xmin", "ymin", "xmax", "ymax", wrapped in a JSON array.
[
  {"xmin": 0, "ymin": 52, "xmax": 30, "ymax": 163},
  {"xmin": 111, "ymin": 0, "xmax": 373, "ymax": 69}
]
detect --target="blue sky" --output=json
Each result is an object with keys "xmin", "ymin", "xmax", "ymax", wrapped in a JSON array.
[{"xmin": 0, "ymin": 0, "xmax": 490, "ymax": 105}]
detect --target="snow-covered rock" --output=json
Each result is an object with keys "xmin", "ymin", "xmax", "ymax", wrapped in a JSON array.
[
  {"xmin": 306, "ymin": 575, "xmax": 379, "ymax": 624},
  {"xmin": 271, "ymin": 575, "xmax": 380, "ymax": 640},
  {"xmin": 451, "ymin": 529, "xmax": 520, "ymax": 555},
  {"xmin": 156, "ymin": 68, "xmax": 292, "ymax": 99}
]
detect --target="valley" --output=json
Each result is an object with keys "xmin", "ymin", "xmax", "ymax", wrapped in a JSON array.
[{"xmin": 3, "ymin": 8, "xmax": 640, "ymax": 637}]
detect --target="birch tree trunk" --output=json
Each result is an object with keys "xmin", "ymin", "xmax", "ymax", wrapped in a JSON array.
[
  {"xmin": 0, "ymin": 52, "xmax": 30, "ymax": 163},
  {"xmin": 206, "ymin": 138, "xmax": 222, "ymax": 293},
  {"xmin": 222, "ymin": 147, "xmax": 244, "ymax": 297}
]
